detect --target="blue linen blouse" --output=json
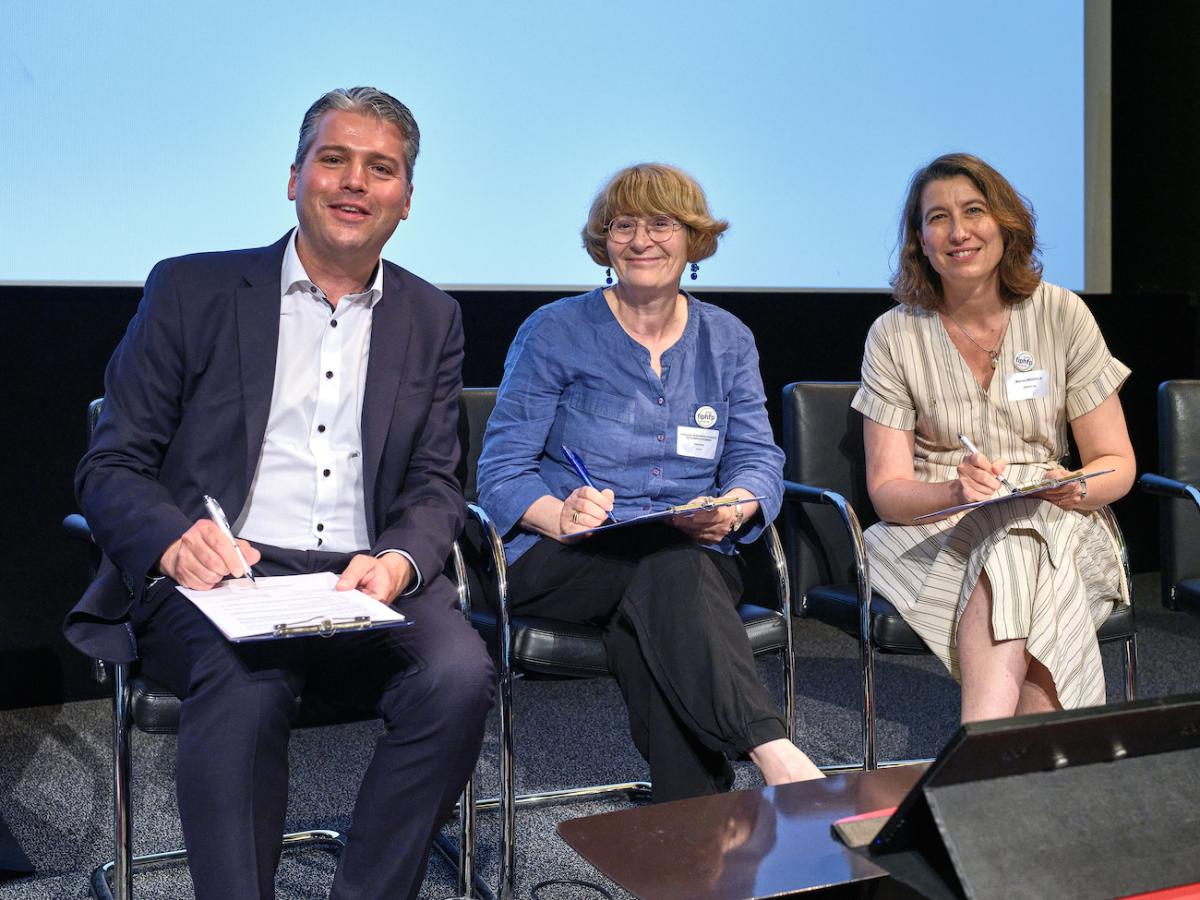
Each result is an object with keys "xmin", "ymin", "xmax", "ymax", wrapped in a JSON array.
[{"xmin": 476, "ymin": 288, "xmax": 785, "ymax": 565}]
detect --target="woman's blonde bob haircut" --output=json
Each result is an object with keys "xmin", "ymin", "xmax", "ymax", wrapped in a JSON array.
[
  {"xmin": 581, "ymin": 163, "xmax": 729, "ymax": 267},
  {"xmin": 891, "ymin": 153, "xmax": 1043, "ymax": 310}
]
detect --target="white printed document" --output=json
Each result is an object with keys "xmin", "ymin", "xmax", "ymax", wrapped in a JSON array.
[{"xmin": 176, "ymin": 572, "xmax": 408, "ymax": 642}]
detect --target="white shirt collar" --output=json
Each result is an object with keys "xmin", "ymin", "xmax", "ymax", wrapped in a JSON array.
[{"xmin": 281, "ymin": 227, "xmax": 384, "ymax": 308}]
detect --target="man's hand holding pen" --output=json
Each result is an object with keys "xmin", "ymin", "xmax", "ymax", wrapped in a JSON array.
[{"xmin": 159, "ymin": 519, "xmax": 262, "ymax": 590}]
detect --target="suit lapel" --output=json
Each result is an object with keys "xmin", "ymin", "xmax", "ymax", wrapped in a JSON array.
[
  {"xmin": 361, "ymin": 264, "xmax": 412, "ymax": 536},
  {"xmin": 235, "ymin": 235, "xmax": 289, "ymax": 494}
]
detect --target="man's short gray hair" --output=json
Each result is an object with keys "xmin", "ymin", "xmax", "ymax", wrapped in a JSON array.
[{"xmin": 294, "ymin": 87, "xmax": 420, "ymax": 180}]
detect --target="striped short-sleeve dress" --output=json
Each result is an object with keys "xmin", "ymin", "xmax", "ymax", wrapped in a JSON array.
[{"xmin": 850, "ymin": 282, "xmax": 1131, "ymax": 708}]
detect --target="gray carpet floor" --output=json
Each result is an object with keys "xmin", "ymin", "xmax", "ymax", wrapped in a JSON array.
[{"xmin": 2, "ymin": 573, "xmax": 1198, "ymax": 900}]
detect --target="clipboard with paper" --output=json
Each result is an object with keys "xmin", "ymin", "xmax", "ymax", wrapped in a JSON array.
[
  {"xmin": 912, "ymin": 468, "xmax": 1114, "ymax": 523},
  {"xmin": 560, "ymin": 494, "xmax": 765, "ymax": 540},
  {"xmin": 176, "ymin": 571, "xmax": 410, "ymax": 642}
]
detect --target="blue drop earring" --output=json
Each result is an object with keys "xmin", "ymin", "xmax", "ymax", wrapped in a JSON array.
[
  {"xmin": 689, "ymin": 262, "xmax": 699, "ymax": 281},
  {"xmin": 605, "ymin": 267, "xmax": 613, "ymax": 286}
]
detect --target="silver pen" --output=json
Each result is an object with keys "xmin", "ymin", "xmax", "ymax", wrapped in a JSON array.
[
  {"xmin": 202, "ymin": 494, "xmax": 256, "ymax": 583},
  {"xmin": 957, "ymin": 433, "xmax": 1016, "ymax": 494}
]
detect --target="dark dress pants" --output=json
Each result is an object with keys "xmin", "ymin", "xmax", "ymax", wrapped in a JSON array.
[
  {"xmin": 133, "ymin": 545, "xmax": 495, "ymax": 900},
  {"xmin": 503, "ymin": 526, "xmax": 786, "ymax": 803}
]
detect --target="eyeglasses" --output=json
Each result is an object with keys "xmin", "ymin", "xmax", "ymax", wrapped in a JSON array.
[{"xmin": 605, "ymin": 215, "xmax": 684, "ymax": 244}]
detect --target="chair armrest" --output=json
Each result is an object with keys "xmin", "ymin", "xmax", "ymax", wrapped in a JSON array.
[
  {"xmin": 449, "ymin": 540, "xmax": 470, "ymax": 619},
  {"xmin": 782, "ymin": 479, "xmax": 829, "ymax": 505},
  {"xmin": 782, "ymin": 480, "xmax": 873, "ymax": 635},
  {"xmin": 1095, "ymin": 505, "xmax": 1134, "ymax": 608},
  {"xmin": 63, "ymin": 512, "xmax": 94, "ymax": 544},
  {"xmin": 1139, "ymin": 473, "xmax": 1200, "ymax": 515},
  {"xmin": 760, "ymin": 521, "xmax": 792, "ymax": 621},
  {"xmin": 466, "ymin": 503, "xmax": 512, "ymax": 670}
]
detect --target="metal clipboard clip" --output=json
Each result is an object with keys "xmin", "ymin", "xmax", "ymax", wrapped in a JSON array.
[{"xmin": 272, "ymin": 615, "xmax": 375, "ymax": 638}]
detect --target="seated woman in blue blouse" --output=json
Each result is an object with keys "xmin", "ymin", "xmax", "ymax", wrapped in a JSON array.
[{"xmin": 477, "ymin": 163, "xmax": 823, "ymax": 802}]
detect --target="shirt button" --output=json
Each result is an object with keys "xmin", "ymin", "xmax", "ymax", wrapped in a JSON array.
[
  {"xmin": 330, "ymin": 320, "xmax": 338, "ymax": 328},
  {"xmin": 656, "ymin": 434, "xmax": 664, "ymax": 442},
  {"xmin": 656, "ymin": 397, "xmax": 665, "ymax": 405},
  {"xmin": 317, "ymin": 538, "xmax": 323, "ymax": 546},
  {"xmin": 325, "ymin": 371, "xmax": 334, "ymax": 379},
  {"xmin": 652, "ymin": 467, "xmax": 661, "ymax": 477},
  {"xmin": 317, "ymin": 424, "xmax": 326, "ymax": 433},
  {"xmin": 316, "ymin": 523, "xmax": 325, "ymax": 532},
  {"xmin": 309, "ymin": 286, "xmax": 317, "ymax": 294},
  {"xmin": 323, "ymin": 469, "xmax": 331, "ymax": 477}
]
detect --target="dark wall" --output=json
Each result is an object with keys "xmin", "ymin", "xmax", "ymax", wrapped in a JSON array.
[
  {"xmin": 2, "ymin": 6, "xmax": 1198, "ymax": 709},
  {"xmin": 1112, "ymin": 1, "xmax": 1200, "ymax": 295},
  {"xmin": 4, "ymin": 285, "xmax": 1197, "ymax": 709}
]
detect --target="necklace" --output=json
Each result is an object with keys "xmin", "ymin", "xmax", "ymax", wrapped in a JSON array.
[{"xmin": 944, "ymin": 306, "xmax": 1011, "ymax": 369}]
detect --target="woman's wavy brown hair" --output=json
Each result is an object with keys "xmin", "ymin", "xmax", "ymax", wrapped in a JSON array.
[
  {"xmin": 891, "ymin": 153, "xmax": 1042, "ymax": 310},
  {"xmin": 581, "ymin": 163, "xmax": 729, "ymax": 267}
]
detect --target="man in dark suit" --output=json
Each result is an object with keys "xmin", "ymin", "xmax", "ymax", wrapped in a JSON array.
[{"xmin": 66, "ymin": 87, "xmax": 494, "ymax": 900}]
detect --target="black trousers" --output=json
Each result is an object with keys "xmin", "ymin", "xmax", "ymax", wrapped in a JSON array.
[
  {"xmin": 504, "ymin": 526, "xmax": 786, "ymax": 803},
  {"xmin": 132, "ymin": 544, "xmax": 495, "ymax": 900}
]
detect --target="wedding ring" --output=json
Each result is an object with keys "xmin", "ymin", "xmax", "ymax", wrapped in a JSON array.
[
  {"xmin": 1080, "ymin": 480, "xmax": 1088, "ymax": 500},
  {"xmin": 571, "ymin": 510, "xmax": 581, "ymax": 525}
]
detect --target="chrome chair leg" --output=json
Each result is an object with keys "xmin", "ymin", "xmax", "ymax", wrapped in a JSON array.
[
  {"xmin": 458, "ymin": 778, "xmax": 475, "ymax": 898},
  {"xmin": 497, "ymin": 652, "xmax": 515, "ymax": 900},
  {"xmin": 112, "ymin": 661, "xmax": 132, "ymax": 900},
  {"xmin": 1124, "ymin": 634, "xmax": 1138, "ymax": 701}
]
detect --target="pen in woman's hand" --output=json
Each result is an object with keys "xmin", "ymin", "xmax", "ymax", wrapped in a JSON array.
[
  {"xmin": 956, "ymin": 433, "xmax": 1016, "ymax": 494},
  {"xmin": 560, "ymin": 445, "xmax": 620, "ymax": 522}
]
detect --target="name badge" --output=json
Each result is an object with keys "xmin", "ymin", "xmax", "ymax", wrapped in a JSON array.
[
  {"xmin": 1005, "ymin": 369, "xmax": 1050, "ymax": 401},
  {"xmin": 677, "ymin": 425, "xmax": 719, "ymax": 460}
]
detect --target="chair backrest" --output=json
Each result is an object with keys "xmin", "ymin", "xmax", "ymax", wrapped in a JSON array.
[
  {"xmin": 1157, "ymin": 380, "xmax": 1200, "ymax": 601},
  {"xmin": 458, "ymin": 387, "xmax": 498, "ymax": 504},
  {"xmin": 781, "ymin": 381, "xmax": 875, "ymax": 598}
]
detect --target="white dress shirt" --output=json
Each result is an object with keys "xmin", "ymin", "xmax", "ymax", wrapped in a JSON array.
[{"xmin": 235, "ymin": 229, "xmax": 420, "ymax": 588}]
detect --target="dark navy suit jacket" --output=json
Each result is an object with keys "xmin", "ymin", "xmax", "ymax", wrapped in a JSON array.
[{"xmin": 66, "ymin": 233, "xmax": 466, "ymax": 662}]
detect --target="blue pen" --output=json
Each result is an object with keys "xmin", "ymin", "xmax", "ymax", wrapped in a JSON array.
[{"xmin": 561, "ymin": 444, "xmax": 620, "ymax": 523}]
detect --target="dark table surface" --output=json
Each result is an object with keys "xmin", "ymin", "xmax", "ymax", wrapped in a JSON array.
[{"xmin": 557, "ymin": 765, "xmax": 927, "ymax": 900}]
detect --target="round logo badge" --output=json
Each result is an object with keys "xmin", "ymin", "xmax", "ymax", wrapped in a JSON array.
[
  {"xmin": 694, "ymin": 405, "xmax": 718, "ymax": 428},
  {"xmin": 1013, "ymin": 351, "xmax": 1035, "ymax": 372}
]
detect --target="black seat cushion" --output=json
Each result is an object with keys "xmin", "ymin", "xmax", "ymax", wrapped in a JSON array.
[
  {"xmin": 1175, "ymin": 579, "xmax": 1200, "ymax": 615},
  {"xmin": 806, "ymin": 583, "xmax": 1136, "ymax": 653},
  {"xmin": 802, "ymin": 584, "xmax": 929, "ymax": 654},
  {"xmin": 129, "ymin": 672, "xmax": 355, "ymax": 734},
  {"xmin": 129, "ymin": 675, "xmax": 182, "ymax": 734},
  {"xmin": 1096, "ymin": 600, "xmax": 1137, "ymax": 641},
  {"xmin": 470, "ymin": 604, "xmax": 787, "ymax": 679}
]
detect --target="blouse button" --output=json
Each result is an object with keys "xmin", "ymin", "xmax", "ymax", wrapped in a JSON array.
[
  {"xmin": 656, "ymin": 434, "xmax": 664, "ymax": 442},
  {"xmin": 656, "ymin": 397, "xmax": 665, "ymax": 405},
  {"xmin": 652, "ymin": 467, "xmax": 661, "ymax": 477}
]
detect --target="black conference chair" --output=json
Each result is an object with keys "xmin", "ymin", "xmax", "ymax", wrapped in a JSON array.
[
  {"xmin": 779, "ymin": 381, "xmax": 1138, "ymax": 771},
  {"xmin": 456, "ymin": 388, "xmax": 795, "ymax": 900},
  {"xmin": 66, "ymin": 399, "xmax": 480, "ymax": 900},
  {"xmin": 1139, "ymin": 380, "xmax": 1200, "ymax": 614}
]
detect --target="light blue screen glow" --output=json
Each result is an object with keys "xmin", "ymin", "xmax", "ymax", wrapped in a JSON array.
[{"xmin": 2, "ymin": 1, "xmax": 1083, "ymax": 289}]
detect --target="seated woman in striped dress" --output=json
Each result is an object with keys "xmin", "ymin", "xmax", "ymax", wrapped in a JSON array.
[{"xmin": 853, "ymin": 152, "xmax": 1136, "ymax": 721}]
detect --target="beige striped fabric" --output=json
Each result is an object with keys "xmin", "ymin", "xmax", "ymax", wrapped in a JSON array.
[{"xmin": 851, "ymin": 282, "xmax": 1131, "ymax": 708}]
